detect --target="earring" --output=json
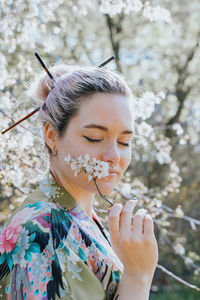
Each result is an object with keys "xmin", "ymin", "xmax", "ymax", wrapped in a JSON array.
[{"xmin": 52, "ymin": 146, "xmax": 57, "ymax": 157}]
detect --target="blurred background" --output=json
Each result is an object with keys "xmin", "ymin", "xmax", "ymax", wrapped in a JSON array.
[{"xmin": 0, "ymin": 1, "xmax": 200, "ymax": 298}]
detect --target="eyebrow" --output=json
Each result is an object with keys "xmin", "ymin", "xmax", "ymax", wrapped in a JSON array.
[{"xmin": 83, "ymin": 124, "xmax": 134, "ymax": 135}]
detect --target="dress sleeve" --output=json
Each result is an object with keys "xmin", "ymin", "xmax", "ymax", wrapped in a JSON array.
[{"xmin": 0, "ymin": 203, "xmax": 74, "ymax": 299}]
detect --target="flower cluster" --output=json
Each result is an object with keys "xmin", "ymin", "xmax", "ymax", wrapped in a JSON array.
[
  {"xmin": 99, "ymin": 0, "xmax": 172, "ymax": 24},
  {"xmin": 134, "ymin": 91, "xmax": 165, "ymax": 120},
  {"xmin": 99, "ymin": 0, "xmax": 144, "ymax": 17},
  {"xmin": 64, "ymin": 153, "xmax": 109, "ymax": 181},
  {"xmin": 143, "ymin": 2, "xmax": 172, "ymax": 24}
]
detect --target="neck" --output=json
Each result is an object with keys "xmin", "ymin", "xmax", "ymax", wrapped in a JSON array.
[{"xmin": 50, "ymin": 168, "xmax": 95, "ymax": 218}]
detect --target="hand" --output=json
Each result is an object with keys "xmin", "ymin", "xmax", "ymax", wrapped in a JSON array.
[{"xmin": 108, "ymin": 200, "xmax": 159, "ymax": 280}]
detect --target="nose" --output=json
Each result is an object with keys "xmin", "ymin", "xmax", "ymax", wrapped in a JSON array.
[{"xmin": 101, "ymin": 140, "xmax": 120, "ymax": 166}]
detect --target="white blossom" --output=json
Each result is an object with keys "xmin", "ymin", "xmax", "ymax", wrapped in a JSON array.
[
  {"xmin": 172, "ymin": 123, "xmax": 184, "ymax": 135},
  {"xmin": 174, "ymin": 243, "xmax": 185, "ymax": 255},
  {"xmin": 174, "ymin": 205, "xmax": 184, "ymax": 218},
  {"xmin": 64, "ymin": 154, "xmax": 109, "ymax": 181},
  {"xmin": 136, "ymin": 121, "xmax": 153, "ymax": 137},
  {"xmin": 134, "ymin": 91, "xmax": 164, "ymax": 120},
  {"xmin": 99, "ymin": 0, "xmax": 124, "ymax": 17},
  {"xmin": 184, "ymin": 257, "xmax": 193, "ymax": 265},
  {"xmin": 99, "ymin": 0, "xmax": 172, "ymax": 24},
  {"xmin": 154, "ymin": 137, "xmax": 172, "ymax": 165},
  {"xmin": 0, "ymin": 53, "xmax": 8, "ymax": 90},
  {"xmin": 143, "ymin": 2, "xmax": 172, "ymax": 24}
]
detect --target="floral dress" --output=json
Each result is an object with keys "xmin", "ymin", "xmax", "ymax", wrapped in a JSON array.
[{"xmin": 0, "ymin": 171, "xmax": 123, "ymax": 299}]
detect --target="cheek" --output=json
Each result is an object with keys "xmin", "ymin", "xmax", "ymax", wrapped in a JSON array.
[{"xmin": 120, "ymin": 150, "xmax": 132, "ymax": 169}]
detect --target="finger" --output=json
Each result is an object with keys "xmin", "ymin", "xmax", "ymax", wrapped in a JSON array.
[
  {"xmin": 108, "ymin": 204, "xmax": 123, "ymax": 242},
  {"xmin": 143, "ymin": 214, "xmax": 155, "ymax": 237},
  {"xmin": 132, "ymin": 209, "xmax": 146, "ymax": 237},
  {"xmin": 119, "ymin": 200, "xmax": 138, "ymax": 235}
]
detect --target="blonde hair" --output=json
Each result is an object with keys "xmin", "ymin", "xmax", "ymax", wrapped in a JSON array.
[{"xmin": 30, "ymin": 64, "xmax": 133, "ymax": 155}]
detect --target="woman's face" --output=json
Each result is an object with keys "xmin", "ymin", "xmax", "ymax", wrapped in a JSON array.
[{"xmin": 48, "ymin": 93, "xmax": 134, "ymax": 195}]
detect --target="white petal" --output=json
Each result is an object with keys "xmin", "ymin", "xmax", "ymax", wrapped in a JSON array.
[
  {"xmin": 85, "ymin": 165, "xmax": 93, "ymax": 172},
  {"xmin": 64, "ymin": 154, "xmax": 71, "ymax": 164},
  {"xmin": 70, "ymin": 162, "xmax": 77, "ymax": 170},
  {"xmin": 78, "ymin": 155, "xmax": 83, "ymax": 163},
  {"xmin": 93, "ymin": 165, "xmax": 101, "ymax": 171},
  {"xmin": 88, "ymin": 174, "xmax": 93, "ymax": 181},
  {"xmin": 84, "ymin": 154, "xmax": 90, "ymax": 161},
  {"xmin": 92, "ymin": 157, "xmax": 97, "ymax": 163}
]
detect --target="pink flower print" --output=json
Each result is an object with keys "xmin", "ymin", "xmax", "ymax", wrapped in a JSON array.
[{"xmin": 0, "ymin": 224, "xmax": 22, "ymax": 253}]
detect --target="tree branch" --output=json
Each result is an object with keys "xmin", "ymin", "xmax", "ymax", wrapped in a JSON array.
[
  {"xmin": 104, "ymin": 14, "xmax": 123, "ymax": 73},
  {"xmin": 165, "ymin": 32, "xmax": 200, "ymax": 138},
  {"xmin": 156, "ymin": 264, "xmax": 200, "ymax": 291}
]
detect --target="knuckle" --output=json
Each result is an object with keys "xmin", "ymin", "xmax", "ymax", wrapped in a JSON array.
[
  {"xmin": 143, "ymin": 238, "xmax": 152, "ymax": 247},
  {"xmin": 114, "ymin": 203, "xmax": 123, "ymax": 208},
  {"xmin": 112, "ymin": 203, "xmax": 123, "ymax": 210},
  {"xmin": 145, "ymin": 214, "xmax": 153, "ymax": 221},
  {"xmin": 131, "ymin": 235, "xmax": 141, "ymax": 245},
  {"xmin": 121, "ymin": 207, "xmax": 131, "ymax": 214},
  {"xmin": 122, "ymin": 237, "xmax": 130, "ymax": 246},
  {"xmin": 143, "ymin": 235, "xmax": 152, "ymax": 242},
  {"xmin": 134, "ymin": 214, "xmax": 144, "ymax": 221},
  {"xmin": 136, "ymin": 208, "xmax": 148, "ymax": 214},
  {"xmin": 109, "ymin": 204, "xmax": 123, "ymax": 215},
  {"xmin": 108, "ymin": 214, "xmax": 118, "ymax": 219},
  {"xmin": 143, "ymin": 235, "xmax": 156, "ymax": 246}
]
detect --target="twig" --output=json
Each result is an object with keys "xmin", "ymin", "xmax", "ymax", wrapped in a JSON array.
[
  {"xmin": 114, "ymin": 187, "xmax": 200, "ymax": 228},
  {"xmin": 93, "ymin": 177, "xmax": 113, "ymax": 206},
  {"xmin": 156, "ymin": 264, "xmax": 200, "ymax": 291},
  {"xmin": 155, "ymin": 221, "xmax": 200, "ymax": 272},
  {"xmin": 11, "ymin": 182, "xmax": 30, "ymax": 194}
]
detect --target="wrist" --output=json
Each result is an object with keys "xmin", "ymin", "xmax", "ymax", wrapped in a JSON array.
[
  {"xmin": 122, "ymin": 271, "xmax": 153, "ymax": 287},
  {"xmin": 116, "ymin": 271, "xmax": 152, "ymax": 300}
]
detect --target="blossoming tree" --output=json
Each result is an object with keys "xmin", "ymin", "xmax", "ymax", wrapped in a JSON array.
[{"xmin": 0, "ymin": 0, "xmax": 200, "ymax": 296}]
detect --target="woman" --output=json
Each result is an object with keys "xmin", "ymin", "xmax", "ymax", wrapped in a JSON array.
[{"xmin": 0, "ymin": 64, "xmax": 158, "ymax": 299}]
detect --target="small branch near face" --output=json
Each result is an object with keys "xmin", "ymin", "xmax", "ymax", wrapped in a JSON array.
[
  {"xmin": 64, "ymin": 153, "xmax": 114, "ymax": 206},
  {"xmin": 93, "ymin": 177, "xmax": 113, "ymax": 206}
]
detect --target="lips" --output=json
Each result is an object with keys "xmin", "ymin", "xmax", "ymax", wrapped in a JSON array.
[{"xmin": 108, "ymin": 170, "xmax": 120, "ymax": 174}]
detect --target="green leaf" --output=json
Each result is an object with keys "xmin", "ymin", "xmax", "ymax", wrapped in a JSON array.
[
  {"xmin": 29, "ymin": 233, "xmax": 36, "ymax": 243},
  {"xmin": 57, "ymin": 241, "xmax": 64, "ymax": 250},
  {"xmin": 7, "ymin": 254, "xmax": 13, "ymax": 271},
  {"xmin": 11, "ymin": 245, "xmax": 20, "ymax": 255},
  {"xmin": 0, "ymin": 252, "xmax": 7, "ymax": 264},
  {"xmin": 29, "ymin": 243, "xmax": 40, "ymax": 253},
  {"xmin": 64, "ymin": 246, "xmax": 70, "ymax": 256},
  {"xmin": 25, "ymin": 251, "xmax": 32, "ymax": 262}
]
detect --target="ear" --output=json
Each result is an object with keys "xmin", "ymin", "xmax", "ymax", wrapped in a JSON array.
[{"xmin": 44, "ymin": 123, "xmax": 58, "ymax": 151}]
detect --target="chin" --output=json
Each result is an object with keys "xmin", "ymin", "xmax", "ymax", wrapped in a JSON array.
[{"xmin": 92, "ymin": 179, "xmax": 117, "ymax": 195}]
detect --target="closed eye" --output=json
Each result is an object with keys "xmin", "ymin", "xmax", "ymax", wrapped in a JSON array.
[{"xmin": 83, "ymin": 136, "xmax": 131, "ymax": 147}]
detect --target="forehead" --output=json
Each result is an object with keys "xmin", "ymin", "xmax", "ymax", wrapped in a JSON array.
[{"xmin": 77, "ymin": 93, "xmax": 134, "ymax": 130}]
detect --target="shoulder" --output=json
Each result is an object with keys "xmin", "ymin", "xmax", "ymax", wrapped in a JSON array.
[{"xmin": 1, "ymin": 188, "xmax": 52, "ymax": 231}]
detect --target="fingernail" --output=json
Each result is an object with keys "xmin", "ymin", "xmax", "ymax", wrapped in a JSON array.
[{"xmin": 130, "ymin": 198, "xmax": 138, "ymax": 203}]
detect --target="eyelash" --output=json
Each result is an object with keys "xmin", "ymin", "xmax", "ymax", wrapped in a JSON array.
[{"xmin": 83, "ymin": 136, "xmax": 130, "ymax": 147}]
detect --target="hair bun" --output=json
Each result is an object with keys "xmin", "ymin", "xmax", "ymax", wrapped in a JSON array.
[{"xmin": 28, "ymin": 64, "xmax": 70, "ymax": 101}]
